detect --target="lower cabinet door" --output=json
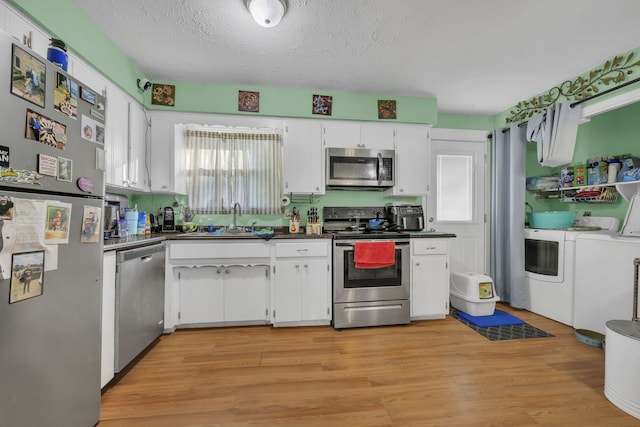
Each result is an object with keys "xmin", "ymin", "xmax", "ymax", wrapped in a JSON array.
[
  {"xmin": 274, "ymin": 259, "xmax": 330, "ymax": 324},
  {"xmin": 224, "ymin": 265, "xmax": 269, "ymax": 322},
  {"xmin": 178, "ymin": 267, "xmax": 224, "ymax": 325},
  {"xmin": 411, "ymin": 254, "xmax": 449, "ymax": 318}
]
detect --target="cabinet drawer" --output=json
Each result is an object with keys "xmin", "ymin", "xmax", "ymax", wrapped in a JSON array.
[
  {"xmin": 275, "ymin": 241, "xmax": 328, "ymax": 258},
  {"xmin": 412, "ymin": 239, "xmax": 448, "ymax": 255},
  {"xmin": 170, "ymin": 242, "xmax": 270, "ymax": 259}
]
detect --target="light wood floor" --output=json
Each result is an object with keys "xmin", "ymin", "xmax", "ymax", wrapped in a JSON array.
[{"xmin": 99, "ymin": 303, "xmax": 638, "ymax": 426}]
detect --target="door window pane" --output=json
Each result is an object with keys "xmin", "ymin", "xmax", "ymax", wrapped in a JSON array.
[{"xmin": 437, "ymin": 154, "xmax": 473, "ymax": 221}]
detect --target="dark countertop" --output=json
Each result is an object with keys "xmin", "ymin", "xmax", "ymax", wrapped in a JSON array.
[
  {"xmin": 104, "ymin": 230, "xmax": 332, "ymax": 252},
  {"xmin": 103, "ymin": 229, "xmax": 453, "ymax": 252},
  {"xmin": 407, "ymin": 231, "xmax": 457, "ymax": 238},
  {"xmin": 168, "ymin": 232, "xmax": 333, "ymax": 241},
  {"xmin": 103, "ymin": 234, "xmax": 167, "ymax": 252}
]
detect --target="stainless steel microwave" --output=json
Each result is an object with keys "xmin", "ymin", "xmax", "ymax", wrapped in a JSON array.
[{"xmin": 326, "ymin": 147, "xmax": 395, "ymax": 189}]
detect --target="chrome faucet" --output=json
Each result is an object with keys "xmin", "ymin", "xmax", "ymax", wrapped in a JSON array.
[{"xmin": 230, "ymin": 202, "xmax": 241, "ymax": 230}]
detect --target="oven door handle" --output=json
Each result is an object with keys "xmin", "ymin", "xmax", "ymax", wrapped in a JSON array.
[{"xmin": 335, "ymin": 241, "xmax": 410, "ymax": 247}]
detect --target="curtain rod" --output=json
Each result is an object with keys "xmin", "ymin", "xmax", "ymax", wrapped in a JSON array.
[
  {"xmin": 492, "ymin": 75, "xmax": 640, "ymax": 135},
  {"xmin": 570, "ymin": 75, "xmax": 640, "ymax": 107}
]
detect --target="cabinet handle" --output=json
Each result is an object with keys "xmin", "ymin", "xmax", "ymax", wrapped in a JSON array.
[
  {"xmin": 303, "ymin": 264, "xmax": 309, "ymax": 268},
  {"xmin": 295, "ymin": 264, "xmax": 300, "ymax": 268},
  {"xmin": 415, "ymin": 261, "xmax": 421, "ymax": 266},
  {"xmin": 216, "ymin": 269, "xmax": 222, "ymax": 274},
  {"xmin": 296, "ymin": 249, "xmax": 308, "ymax": 254},
  {"xmin": 225, "ymin": 269, "xmax": 230, "ymax": 274}
]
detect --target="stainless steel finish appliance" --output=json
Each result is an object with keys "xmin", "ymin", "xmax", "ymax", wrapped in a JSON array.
[
  {"xmin": 161, "ymin": 206, "xmax": 176, "ymax": 231},
  {"xmin": 0, "ymin": 33, "xmax": 105, "ymax": 426},
  {"xmin": 115, "ymin": 243, "xmax": 165, "ymax": 372},
  {"xmin": 386, "ymin": 204, "xmax": 424, "ymax": 231},
  {"xmin": 325, "ymin": 207, "xmax": 410, "ymax": 329},
  {"xmin": 326, "ymin": 147, "xmax": 395, "ymax": 189}
]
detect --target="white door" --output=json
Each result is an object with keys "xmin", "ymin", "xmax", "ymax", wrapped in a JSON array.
[{"xmin": 427, "ymin": 129, "xmax": 489, "ymax": 275}]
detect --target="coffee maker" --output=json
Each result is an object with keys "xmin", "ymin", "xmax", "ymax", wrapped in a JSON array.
[{"xmin": 161, "ymin": 206, "xmax": 176, "ymax": 232}]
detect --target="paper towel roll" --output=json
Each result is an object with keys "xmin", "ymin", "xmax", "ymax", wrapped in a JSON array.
[{"xmin": 280, "ymin": 195, "xmax": 291, "ymax": 207}]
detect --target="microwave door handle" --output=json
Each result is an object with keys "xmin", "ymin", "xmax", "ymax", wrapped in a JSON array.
[{"xmin": 377, "ymin": 152, "xmax": 384, "ymax": 185}]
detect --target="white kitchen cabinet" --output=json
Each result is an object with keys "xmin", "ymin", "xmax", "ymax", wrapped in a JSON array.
[
  {"xmin": 177, "ymin": 266, "xmax": 224, "ymax": 324},
  {"xmin": 104, "ymin": 83, "xmax": 128, "ymax": 188},
  {"xmin": 101, "ymin": 251, "xmax": 116, "ymax": 388},
  {"xmin": 223, "ymin": 265, "xmax": 270, "ymax": 322},
  {"xmin": 322, "ymin": 121, "xmax": 360, "ymax": 148},
  {"xmin": 282, "ymin": 119, "xmax": 324, "ymax": 194},
  {"xmin": 360, "ymin": 122, "xmax": 395, "ymax": 150},
  {"xmin": 169, "ymin": 241, "xmax": 271, "ymax": 326},
  {"xmin": 104, "ymin": 82, "xmax": 149, "ymax": 192},
  {"xmin": 6, "ymin": 10, "xmax": 49, "ymax": 57},
  {"xmin": 322, "ymin": 121, "xmax": 395, "ymax": 150},
  {"xmin": 69, "ymin": 55, "xmax": 107, "ymax": 97},
  {"xmin": 177, "ymin": 265, "xmax": 269, "ymax": 325},
  {"xmin": 385, "ymin": 124, "xmax": 431, "ymax": 196},
  {"xmin": 273, "ymin": 240, "xmax": 331, "ymax": 326},
  {"xmin": 127, "ymin": 101, "xmax": 149, "ymax": 191},
  {"xmin": 149, "ymin": 112, "xmax": 177, "ymax": 193},
  {"xmin": 410, "ymin": 239, "xmax": 450, "ymax": 319}
]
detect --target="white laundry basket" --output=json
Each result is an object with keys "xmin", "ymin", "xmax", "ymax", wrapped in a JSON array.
[{"xmin": 450, "ymin": 272, "xmax": 500, "ymax": 316}]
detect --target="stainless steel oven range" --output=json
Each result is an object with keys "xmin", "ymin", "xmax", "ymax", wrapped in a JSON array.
[{"xmin": 324, "ymin": 207, "xmax": 410, "ymax": 329}]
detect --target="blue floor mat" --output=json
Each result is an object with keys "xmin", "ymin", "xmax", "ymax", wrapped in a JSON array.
[
  {"xmin": 457, "ymin": 309, "xmax": 525, "ymax": 327},
  {"xmin": 451, "ymin": 309, "xmax": 554, "ymax": 341}
]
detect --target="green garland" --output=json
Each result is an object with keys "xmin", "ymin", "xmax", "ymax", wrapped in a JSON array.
[{"xmin": 507, "ymin": 52, "xmax": 640, "ymax": 123}]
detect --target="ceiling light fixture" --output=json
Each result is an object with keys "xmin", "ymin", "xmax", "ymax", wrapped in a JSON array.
[{"xmin": 246, "ymin": 0, "xmax": 286, "ymax": 28}]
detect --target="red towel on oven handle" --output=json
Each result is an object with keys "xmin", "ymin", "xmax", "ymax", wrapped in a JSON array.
[{"xmin": 354, "ymin": 241, "xmax": 396, "ymax": 269}]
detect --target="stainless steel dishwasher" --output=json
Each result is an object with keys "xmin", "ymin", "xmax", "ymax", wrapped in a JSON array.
[{"xmin": 114, "ymin": 243, "xmax": 165, "ymax": 373}]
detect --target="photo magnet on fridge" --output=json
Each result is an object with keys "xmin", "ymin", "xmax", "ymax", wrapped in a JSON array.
[{"xmin": 0, "ymin": 145, "xmax": 9, "ymax": 167}]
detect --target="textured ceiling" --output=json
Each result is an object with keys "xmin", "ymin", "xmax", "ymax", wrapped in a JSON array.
[{"xmin": 72, "ymin": 0, "xmax": 640, "ymax": 115}]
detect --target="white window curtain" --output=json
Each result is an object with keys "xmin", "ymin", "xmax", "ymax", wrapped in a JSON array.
[{"xmin": 184, "ymin": 126, "xmax": 282, "ymax": 214}]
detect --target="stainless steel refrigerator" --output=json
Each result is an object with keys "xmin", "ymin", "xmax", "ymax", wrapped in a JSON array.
[{"xmin": 0, "ymin": 31, "xmax": 105, "ymax": 426}]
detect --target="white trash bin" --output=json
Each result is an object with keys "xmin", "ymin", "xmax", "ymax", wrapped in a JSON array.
[{"xmin": 450, "ymin": 272, "xmax": 500, "ymax": 316}]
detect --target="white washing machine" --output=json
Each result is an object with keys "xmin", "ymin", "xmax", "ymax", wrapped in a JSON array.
[
  {"xmin": 524, "ymin": 216, "xmax": 619, "ymax": 326},
  {"xmin": 574, "ymin": 201, "xmax": 640, "ymax": 334}
]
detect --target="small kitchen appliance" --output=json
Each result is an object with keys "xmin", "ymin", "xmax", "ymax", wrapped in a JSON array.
[
  {"xmin": 162, "ymin": 206, "xmax": 176, "ymax": 232},
  {"xmin": 386, "ymin": 204, "xmax": 424, "ymax": 231}
]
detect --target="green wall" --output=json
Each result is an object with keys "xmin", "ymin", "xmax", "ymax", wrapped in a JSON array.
[
  {"xmin": 149, "ymin": 81, "xmax": 439, "ymax": 124},
  {"xmin": 130, "ymin": 191, "xmax": 421, "ymax": 229},
  {"xmin": 525, "ymin": 101, "xmax": 640, "ymax": 224}
]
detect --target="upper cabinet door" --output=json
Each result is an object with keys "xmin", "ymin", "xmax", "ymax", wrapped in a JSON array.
[
  {"xmin": 127, "ymin": 102, "xmax": 149, "ymax": 192},
  {"xmin": 322, "ymin": 121, "xmax": 360, "ymax": 148},
  {"xmin": 360, "ymin": 123, "xmax": 395, "ymax": 150},
  {"xmin": 384, "ymin": 124, "xmax": 430, "ymax": 197},
  {"xmin": 283, "ymin": 119, "xmax": 324, "ymax": 194},
  {"xmin": 7, "ymin": 12, "xmax": 49, "ymax": 57},
  {"xmin": 104, "ymin": 84, "xmax": 129, "ymax": 188},
  {"xmin": 322, "ymin": 121, "xmax": 395, "ymax": 150}
]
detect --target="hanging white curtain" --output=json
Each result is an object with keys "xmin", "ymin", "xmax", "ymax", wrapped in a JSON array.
[
  {"xmin": 185, "ymin": 127, "xmax": 282, "ymax": 214},
  {"xmin": 491, "ymin": 123, "xmax": 528, "ymax": 308}
]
